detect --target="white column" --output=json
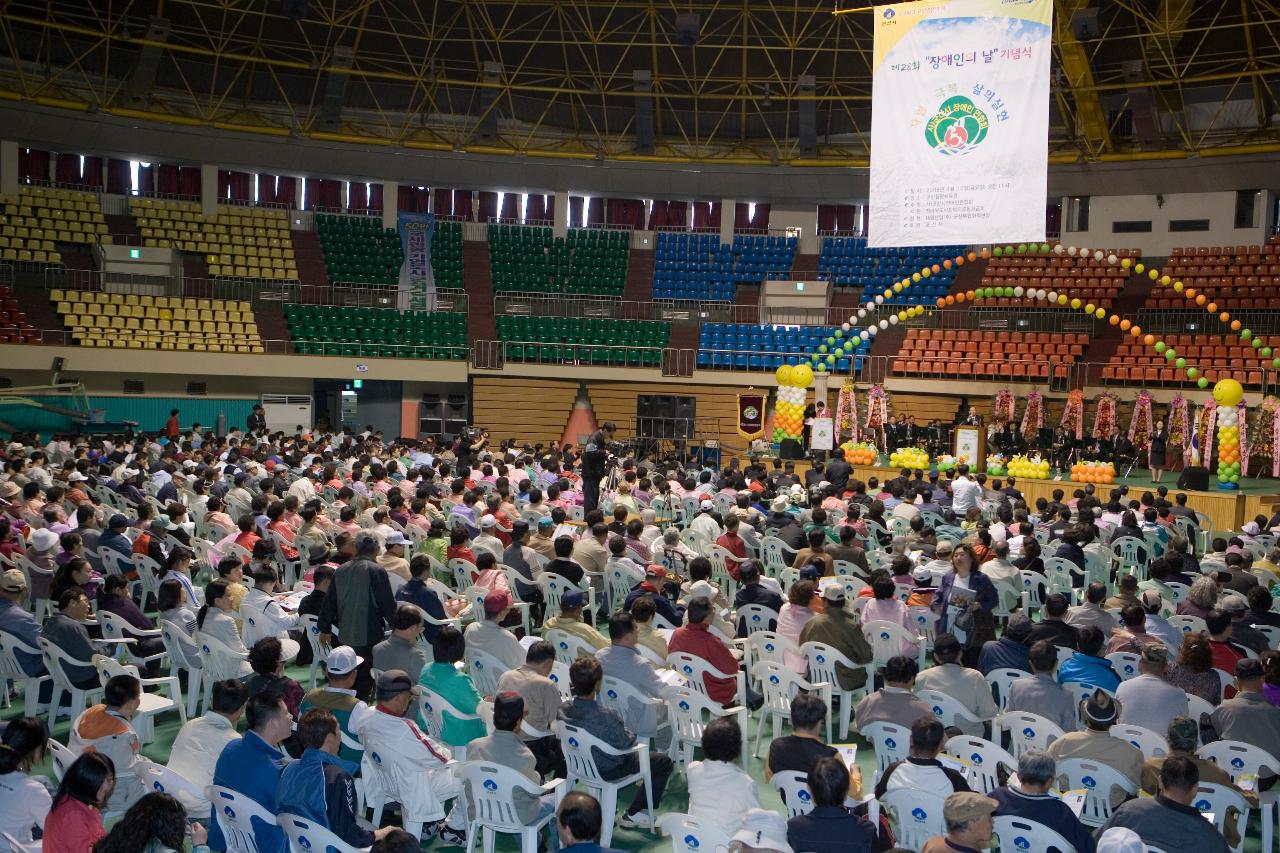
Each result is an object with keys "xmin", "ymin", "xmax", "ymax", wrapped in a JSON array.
[
  {"xmin": 552, "ymin": 191, "xmax": 570, "ymax": 239},
  {"xmin": 200, "ymin": 164, "xmax": 218, "ymax": 219},
  {"xmin": 382, "ymin": 181, "xmax": 398, "ymax": 230},
  {"xmin": 719, "ymin": 198, "xmax": 735, "ymax": 245},
  {"xmin": 0, "ymin": 141, "xmax": 17, "ymax": 196}
]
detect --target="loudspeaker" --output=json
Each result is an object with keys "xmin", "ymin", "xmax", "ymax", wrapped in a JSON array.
[
  {"xmin": 674, "ymin": 396, "xmax": 695, "ymax": 439},
  {"xmin": 779, "ymin": 438, "xmax": 804, "ymax": 460},
  {"xmin": 1176, "ymin": 465, "xmax": 1209, "ymax": 491}
]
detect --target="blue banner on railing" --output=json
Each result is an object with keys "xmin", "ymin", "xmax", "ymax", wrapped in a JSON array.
[{"xmin": 397, "ymin": 212, "xmax": 436, "ymax": 311}]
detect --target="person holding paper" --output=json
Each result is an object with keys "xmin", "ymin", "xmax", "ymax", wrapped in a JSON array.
[
  {"xmin": 785, "ymin": 757, "xmax": 876, "ymax": 853},
  {"xmin": 989, "ymin": 750, "xmax": 1096, "ymax": 853}
]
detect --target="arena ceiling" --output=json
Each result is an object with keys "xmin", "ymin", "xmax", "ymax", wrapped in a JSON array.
[{"xmin": 1, "ymin": 0, "xmax": 1279, "ymax": 167}]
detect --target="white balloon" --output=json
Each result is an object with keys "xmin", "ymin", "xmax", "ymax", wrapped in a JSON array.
[
  {"xmin": 856, "ymin": 309, "xmax": 867, "ymax": 319},
  {"xmin": 878, "ymin": 319, "xmax": 889, "ymax": 329},
  {"xmin": 866, "ymin": 302, "xmax": 877, "ymax": 312},
  {"xmin": 1035, "ymin": 289, "xmax": 1047, "ymax": 300},
  {"xmin": 1107, "ymin": 254, "xmax": 1118, "ymax": 265},
  {"xmin": 1078, "ymin": 247, "xmax": 1088, "ymax": 257},
  {"xmin": 1053, "ymin": 243, "xmax": 1065, "ymax": 255},
  {"xmin": 841, "ymin": 322, "xmax": 851, "ymax": 332},
  {"xmin": 865, "ymin": 325, "xmax": 878, "ymax": 337},
  {"xmin": 1013, "ymin": 286, "xmax": 1025, "ymax": 297},
  {"xmin": 1067, "ymin": 246, "xmax": 1078, "ymax": 257},
  {"xmin": 1048, "ymin": 291, "xmax": 1059, "ymax": 303},
  {"xmin": 1094, "ymin": 250, "xmax": 1104, "ymax": 261},
  {"xmin": 874, "ymin": 295, "xmax": 884, "ymax": 305},
  {"xmin": 888, "ymin": 314, "xmax": 899, "ymax": 325}
]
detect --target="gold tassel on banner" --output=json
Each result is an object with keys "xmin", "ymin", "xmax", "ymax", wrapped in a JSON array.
[{"xmin": 737, "ymin": 390, "xmax": 767, "ymax": 440}]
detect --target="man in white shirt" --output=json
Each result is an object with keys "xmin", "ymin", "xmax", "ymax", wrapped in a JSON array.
[
  {"xmin": 166, "ymin": 679, "xmax": 248, "ymax": 820},
  {"xmin": 980, "ymin": 540, "xmax": 1021, "ymax": 605},
  {"xmin": 472, "ymin": 515, "xmax": 506, "ymax": 559},
  {"xmin": 950, "ymin": 465, "xmax": 984, "ymax": 514},
  {"xmin": 288, "ymin": 471, "xmax": 317, "ymax": 503},
  {"xmin": 463, "ymin": 589, "xmax": 527, "ymax": 671},
  {"xmin": 688, "ymin": 501, "xmax": 724, "ymax": 541},
  {"xmin": 1115, "ymin": 644, "xmax": 1188, "ymax": 736}
]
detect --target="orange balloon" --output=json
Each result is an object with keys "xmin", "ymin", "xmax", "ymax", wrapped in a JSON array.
[
  {"xmin": 945, "ymin": 295, "xmax": 956, "ymax": 305},
  {"xmin": 966, "ymin": 291, "xmax": 977, "ymax": 300},
  {"xmin": 1185, "ymin": 288, "xmax": 1197, "ymax": 299},
  {"xmin": 980, "ymin": 248, "xmax": 990, "ymax": 259},
  {"xmin": 943, "ymin": 259, "xmax": 953, "ymax": 269},
  {"xmin": 1120, "ymin": 320, "xmax": 1132, "ymax": 331},
  {"xmin": 1195, "ymin": 295, "xmax": 1207, "ymax": 306},
  {"xmin": 1231, "ymin": 319, "xmax": 1242, "ymax": 331},
  {"xmin": 955, "ymin": 292, "xmax": 966, "ymax": 303},
  {"xmin": 1143, "ymin": 334, "xmax": 1155, "ymax": 346},
  {"xmin": 1130, "ymin": 325, "xmax": 1142, "ymax": 337},
  {"xmin": 966, "ymin": 252, "xmax": 977, "ymax": 262},
  {"xmin": 1109, "ymin": 315, "xmax": 1120, "ymax": 326},
  {"xmin": 931, "ymin": 264, "xmax": 941, "ymax": 274}
]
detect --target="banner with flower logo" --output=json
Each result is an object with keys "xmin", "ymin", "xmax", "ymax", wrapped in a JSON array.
[
  {"xmin": 737, "ymin": 393, "xmax": 767, "ymax": 440},
  {"xmin": 868, "ymin": 0, "xmax": 1052, "ymax": 247}
]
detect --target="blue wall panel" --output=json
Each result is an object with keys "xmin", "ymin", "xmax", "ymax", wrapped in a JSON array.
[{"xmin": 0, "ymin": 396, "xmax": 257, "ymax": 436}]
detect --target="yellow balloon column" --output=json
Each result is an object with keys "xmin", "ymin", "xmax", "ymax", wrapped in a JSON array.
[
  {"xmin": 1213, "ymin": 378, "xmax": 1245, "ymax": 490},
  {"xmin": 773, "ymin": 364, "xmax": 813, "ymax": 443}
]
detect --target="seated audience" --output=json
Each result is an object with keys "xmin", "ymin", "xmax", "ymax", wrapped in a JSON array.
[
  {"xmin": 990, "ymin": 750, "xmax": 1095, "ymax": 853},
  {"xmin": 1005, "ymin": 640, "xmax": 1078, "ymax": 734},
  {"xmin": 1095, "ymin": 757, "xmax": 1230, "ymax": 853},
  {"xmin": 1046, "ymin": 688, "xmax": 1143, "ymax": 808},
  {"xmin": 786, "ymin": 756, "xmax": 876, "ymax": 853},
  {"xmin": 418, "ymin": 626, "xmax": 487, "ymax": 747}
]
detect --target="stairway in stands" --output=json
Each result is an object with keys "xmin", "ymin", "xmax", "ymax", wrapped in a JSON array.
[
  {"xmin": 790, "ymin": 252, "xmax": 820, "ymax": 279},
  {"xmin": 291, "ymin": 230, "xmax": 331, "ymax": 304},
  {"xmin": 254, "ymin": 303, "xmax": 292, "ymax": 354},
  {"xmin": 11, "ymin": 266, "xmax": 62, "ymax": 339},
  {"xmin": 622, "ymin": 247, "xmax": 654, "ymax": 302},
  {"xmin": 104, "ymin": 214, "xmax": 141, "ymax": 243},
  {"xmin": 1078, "ymin": 271, "xmax": 1152, "ymax": 386},
  {"xmin": 463, "ymin": 239, "xmax": 495, "ymax": 345}
]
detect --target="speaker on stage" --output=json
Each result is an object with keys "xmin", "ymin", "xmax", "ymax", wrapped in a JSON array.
[
  {"xmin": 779, "ymin": 438, "xmax": 804, "ymax": 459},
  {"xmin": 1177, "ymin": 465, "xmax": 1210, "ymax": 491}
]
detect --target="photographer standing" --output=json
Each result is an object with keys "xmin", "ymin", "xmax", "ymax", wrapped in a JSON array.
[{"xmin": 581, "ymin": 421, "xmax": 615, "ymax": 513}]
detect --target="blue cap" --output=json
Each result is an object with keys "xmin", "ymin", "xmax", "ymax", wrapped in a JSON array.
[{"xmin": 561, "ymin": 590, "xmax": 586, "ymax": 609}]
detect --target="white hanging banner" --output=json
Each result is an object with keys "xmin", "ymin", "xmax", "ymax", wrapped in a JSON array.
[{"xmin": 868, "ymin": 0, "xmax": 1052, "ymax": 248}]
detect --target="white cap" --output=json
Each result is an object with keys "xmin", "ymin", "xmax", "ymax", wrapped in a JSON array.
[
  {"xmin": 30, "ymin": 529, "xmax": 59, "ymax": 552},
  {"xmin": 384, "ymin": 531, "xmax": 407, "ymax": 546},
  {"xmin": 325, "ymin": 645, "xmax": 364, "ymax": 675},
  {"xmin": 66, "ymin": 472, "xmax": 87, "ymax": 482},
  {"xmin": 700, "ymin": 499, "xmax": 714, "ymax": 511},
  {"xmin": 1096, "ymin": 828, "xmax": 1147, "ymax": 853},
  {"xmin": 479, "ymin": 515, "xmax": 498, "ymax": 528}
]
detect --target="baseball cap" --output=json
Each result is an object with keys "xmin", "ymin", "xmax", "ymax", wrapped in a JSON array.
[
  {"xmin": 1095, "ymin": 827, "xmax": 1147, "ymax": 853},
  {"xmin": 912, "ymin": 565, "xmax": 933, "ymax": 583},
  {"xmin": 1221, "ymin": 594, "xmax": 1246, "ymax": 613},
  {"xmin": 561, "ymin": 590, "xmax": 585, "ymax": 609},
  {"xmin": 0, "ymin": 569, "xmax": 27, "ymax": 593},
  {"xmin": 943, "ymin": 792, "xmax": 997, "ymax": 825},
  {"xmin": 30, "ymin": 529, "xmax": 58, "ymax": 553},
  {"xmin": 537, "ymin": 516, "xmax": 554, "ymax": 528},
  {"xmin": 326, "ymin": 645, "xmax": 363, "ymax": 676},
  {"xmin": 1138, "ymin": 589, "xmax": 1164, "ymax": 611},
  {"xmin": 479, "ymin": 515, "xmax": 498, "ymax": 528},
  {"xmin": 1139, "ymin": 644, "xmax": 1168, "ymax": 666},
  {"xmin": 731, "ymin": 809, "xmax": 793, "ymax": 853},
  {"xmin": 798, "ymin": 564, "xmax": 822, "ymax": 581},
  {"xmin": 0, "ymin": 482, "xmax": 19, "ymax": 500},
  {"xmin": 483, "ymin": 588, "xmax": 512, "ymax": 614},
  {"xmin": 644, "ymin": 565, "xmax": 667, "ymax": 580},
  {"xmin": 375, "ymin": 669, "xmax": 418, "ymax": 700},
  {"xmin": 108, "ymin": 514, "xmax": 129, "ymax": 529},
  {"xmin": 384, "ymin": 531, "xmax": 407, "ymax": 547},
  {"xmin": 1082, "ymin": 688, "xmax": 1121, "ymax": 725},
  {"xmin": 700, "ymin": 499, "xmax": 714, "ymax": 511},
  {"xmin": 67, "ymin": 472, "xmax": 87, "ymax": 482},
  {"xmin": 936, "ymin": 540, "xmax": 954, "ymax": 556},
  {"xmin": 821, "ymin": 585, "xmax": 846, "ymax": 604}
]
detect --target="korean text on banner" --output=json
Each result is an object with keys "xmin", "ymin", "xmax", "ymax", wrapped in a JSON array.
[
  {"xmin": 868, "ymin": 0, "xmax": 1052, "ymax": 248},
  {"xmin": 738, "ymin": 393, "xmax": 767, "ymax": 440},
  {"xmin": 397, "ymin": 212, "xmax": 437, "ymax": 312}
]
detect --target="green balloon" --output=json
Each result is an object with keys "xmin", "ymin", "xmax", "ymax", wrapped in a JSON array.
[
  {"xmin": 1197, "ymin": 377, "xmax": 1209, "ymax": 388},
  {"xmin": 1187, "ymin": 367, "xmax": 1199, "ymax": 379},
  {"xmin": 1005, "ymin": 245, "xmax": 1015, "ymax": 255},
  {"xmin": 825, "ymin": 355, "xmax": 836, "ymax": 365},
  {"xmin": 1252, "ymin": 338, "xmax": 1262, "ymax": 349},
  {"xmin": 1040, "ymin": 243, "xmax": 1051, "ymax": 253},
  {"xmin": 1017, "ymin": 243, "xmax": 1028, "ymax": 253},
  {"xmin": 1241, "ymin": 329, "xmax": 1252, "ymax": 340},
  {"xmin": 1155, "ymin": 342, "xmax": 1166, "ymax": 354},
  {"xmin": 833, "ymin": 329, "xmax": 844, "ymax": 339},
  {"xmin": 1175, "ymin": 357, "xmax": 1186, "ymax": 368},
  {"xmin": 1273, "ymin": 357, "xmax": 1280, "ymax": 369},
  {"xmin": 1263, "ymin": 347, "xmax": 1273, "ymax": 358},
  {"xmin": 993, "ymin": 247, "xmax": 1003, "ymax": 257},
  {"xmin": 825, "ymin": 337, "xmax": 835, "ymax": 346},
  {"xmin": 1164, "ymin": 350, "xmax": 1176, "ymax": 361},
  {"xmin": 851, "ymin": 336, "xmax": 862, "ymax": 346},
  {"xmin": 818, "ymin": 345, "xmax": 828, "ymax": 354},
  {"xmin": 816, "ymin": 362, "xmax": 827, "ymax": 372}
]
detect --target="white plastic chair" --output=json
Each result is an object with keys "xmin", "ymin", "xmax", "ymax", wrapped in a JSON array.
[
  {"xmin": 538, "ymin": 573, "xmax": 598, "ymax": 620},
  {"xmin": 1197, "ymin": 739, "xmax": 1279, "ymax": 853},
  {"xmin": 1019, "ymin": 569, "xmax": 1050, "ymax": 617},
  {"xmin": 278, "ymin": 811, "xmax": 364, "ymax": 853},
  {"xmin": 751, "ymin": 660, "xmax": 831, "ymax": 758},
  {"xmin": 296, "ymin": 613, "xmax": 329, "ymax": 690},
  {"xmin": 545, "ymin": 628, "xmax": 600, "ymax": 665},
  {"xmin": 0, "ymin": 830, "xmax": 39, "ymax": 853},
  {"xmin": 666, "ymin": 651, "xmax": 747, "ymax": 708},
  {"xmin": 92, "ymin": 655, "xmax": 185, "ymax": 744},
  {"xmin": 1111, "ymin": 723, "xmax": 1169, "ymax": 761},
  {"xmin": 555, "ymin": 720, "xmax": 655, "ymax": 847},
  {"xmin": 606, "ymin": 564, "xmax": 640, "ymax": 609},
  {"xmin": 1112, "ymin": 536, "xmax": 1149, "ymax": 578},
  {"xmin": 997, "ymin": 711, "xmax": 1066, "ymax": 758},
  {"xmin": 665, "ymin": 687, "xmax": 749, "ymax": 769},
  {"xmin": 0, "ymin": 631, "xmax": 51, "ymax": 717},
  {"xmin": 861, "ymin": 721, "xmax": 911, "ymax": 775},
  {"xmin": 96, "ymin": 610, "xmax": 165, "ymax": 672},
  {"xmin": 742, "ymin": 631, "xmax": 799, "ymax": 678},
  {"xmin": 37, "ymin": 637, "xmax": 104, "ymax": 726},
  {"xmin": 1105, "ymin": 652, "xmax": 1141, "ymax": 681},
  {"xmin": 600, "ymin": 675, "xmax": 665, "ymax": 744},
  {"xmin": 134, "ymin": 757, "xmax": 205, "ymax": 803},
  {"xmin": 1192, "ymin": 782, "xmax": 1252, "ymax": 853},
  {"xmin": 417, "ymin": 688, "xmax": 485, "ymax": 745},
  {"xmin": 881, "ymin": 787, "xmax": 946, "ymax": 850},
  {"xmin": 801, "ymin": 640, "xmax": 873, "ymax": 740},
  {"xmin": 992, "ymin": 815, "xmax": 1076, "ymax": 853},
  {"xmin": 457, "ymin": 761, "xmax": 565, "ymax": 853},
  {"xmin": 941, "ymin": 734, "xmax": 1017, "ymax": 795},
  {"xmin": 771, "ymin": 769, "xmax": 814, "ymax": 818},
  {"xmin": 657, "ymin": 813, "xmax": 734, "ymax": 853},
  {"xmin": 47, "ymin": 737, "xmax": 77, "ymax": 780},
  {"xmin": 918, "ymin": 688, "xmax": 991, "ymax": 731},
  {"xmin": 158, "ymin": 620, "xmax": 203, "ymax": 717},
  {"xmin": 737, "ymin": 603, "xmax": 779, "ymax": 637},
  {"xmin": 984, "ymin": 667, "xmax": 1026, "ymax": 712},
  {"xmin": 465, "ymin": 647, "xmax": 512, "ymax": 696},
  {"xmin": 1055, "ymin": 758, "xmax": 1137, "ymax": 827},
  {"xmin": 861, "ymin": 619, "xmax": 926, "ymax": 671},
  {"xmin": 1168, "ymin": 614, "xmax": 1207, "ymax": 635},
  {"xmin": 193, "ymin": 631, "xmax": 249, "ymax": 712},
  {"xmin": 208, "ymin": 784, "xmax": 280, "ymax": 853}
]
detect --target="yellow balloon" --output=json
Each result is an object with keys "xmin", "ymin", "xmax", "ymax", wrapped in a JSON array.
[
  {"xmin": 793, "ymin": 363, "xmax": 814, "ymax": 388},
  {"xmin": 775, "ymin": 364, "xmax": 794, "ymax": 386},
  {"xmin": 1212, "ymin": 378, "xmax": 1244, "ymax": 408}
]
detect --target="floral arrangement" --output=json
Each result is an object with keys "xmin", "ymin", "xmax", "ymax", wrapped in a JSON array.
[
  {"xmin": 1255, "ymin": 397, "xmax": 1280, "ymax": 477},
  {"xmin": 1237, "ymin": 401, "xmax": 1250, "ymax": 477},
  {"xmin": 1168, "ymin": 394, "xmax": 1190, "ymax": 463},
  {"xmin": 1091, "ymin": 392, "xmax": 1118, "ymax": 440},
  {"xmin": 1020, "ymin": 391, "xmax": 1044, "ymax": 439},
  {"xmin": 936, "ymin": 454, "xmax": 958, "ymax": 472},
  {"xmin": 985, "ymin": 453, "xmax": 1007, "ymax": 476},
  {"xmin": 1195, "ymin": 401, "xmax": 1216, "ymax": 465},
  {"xmin": 1127, "ymin": 390, "xmax": 1153, "ymax": 452},
  {"xmin": 866, "ymin": 385, "xmax": 889, "ymax": 429},
  {"xmin": 993, "ymin": 389, "xmax": 1016, "ymax": 427},
  {"xmin": 1060, "ymin": 389, "xmax": 1085, "ymax": 439},
  {"xmin": 835, "ymin": 380, "xmax": 857, "ymax": 443}
]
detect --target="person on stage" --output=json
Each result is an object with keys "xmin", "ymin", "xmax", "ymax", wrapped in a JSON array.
[{"xmin": 1148, "ymin": 419, "xmax": 1169, "ymax": 484}]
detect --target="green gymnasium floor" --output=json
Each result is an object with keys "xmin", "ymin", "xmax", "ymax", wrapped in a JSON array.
[{"xmin": 9, "ymin": 651, "xmax": 1271, "ymax": 853}]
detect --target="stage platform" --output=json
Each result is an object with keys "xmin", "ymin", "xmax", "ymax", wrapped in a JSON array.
[{"xmin": 738, "ymin": 455, "xmax": 1279, "ymax": 533}]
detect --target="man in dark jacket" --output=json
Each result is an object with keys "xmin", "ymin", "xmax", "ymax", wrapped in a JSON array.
[
  {"xmin": 765, "ymin": 496, "xmax": 805, "ymax": 550},
  {"xmin": 277, "ymin": 708, "xmax": 394, "ymax": 848},
  {"xmin": 824, "ymin": 448, "xmax": 852, "ymax": 495},
  {"xmin": 623, "ymin": 566, "xmax": 682, "ymax": 627},
  {"xmin": 732, "ymin": 561, "xmax": 784, "ymax": 636},
  {"xmin": 318, "ymin": 533, "xmax": 398, "ymax": 698},
  {"xmin": 1025, "ymin": 594, "xmax": 1080, "ymax": 651},
  {"xmin": 977, "ymin": 614, "xmax": 1034, "ymax": 674}
]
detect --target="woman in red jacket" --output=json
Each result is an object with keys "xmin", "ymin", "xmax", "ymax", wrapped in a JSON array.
[{"xmin": 42, "ymin": 752, "xmax": 114, "ymax": 853}]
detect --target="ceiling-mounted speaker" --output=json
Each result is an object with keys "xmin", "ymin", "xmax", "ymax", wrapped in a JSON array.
[{"xmin": 674, "ymin": 13, "xmax": 701, "ymax": 46}]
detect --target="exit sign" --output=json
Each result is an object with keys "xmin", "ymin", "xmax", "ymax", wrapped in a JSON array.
[{"xmin": 129, "ymin": 249, "xmax": 141, "ymax": 259}]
